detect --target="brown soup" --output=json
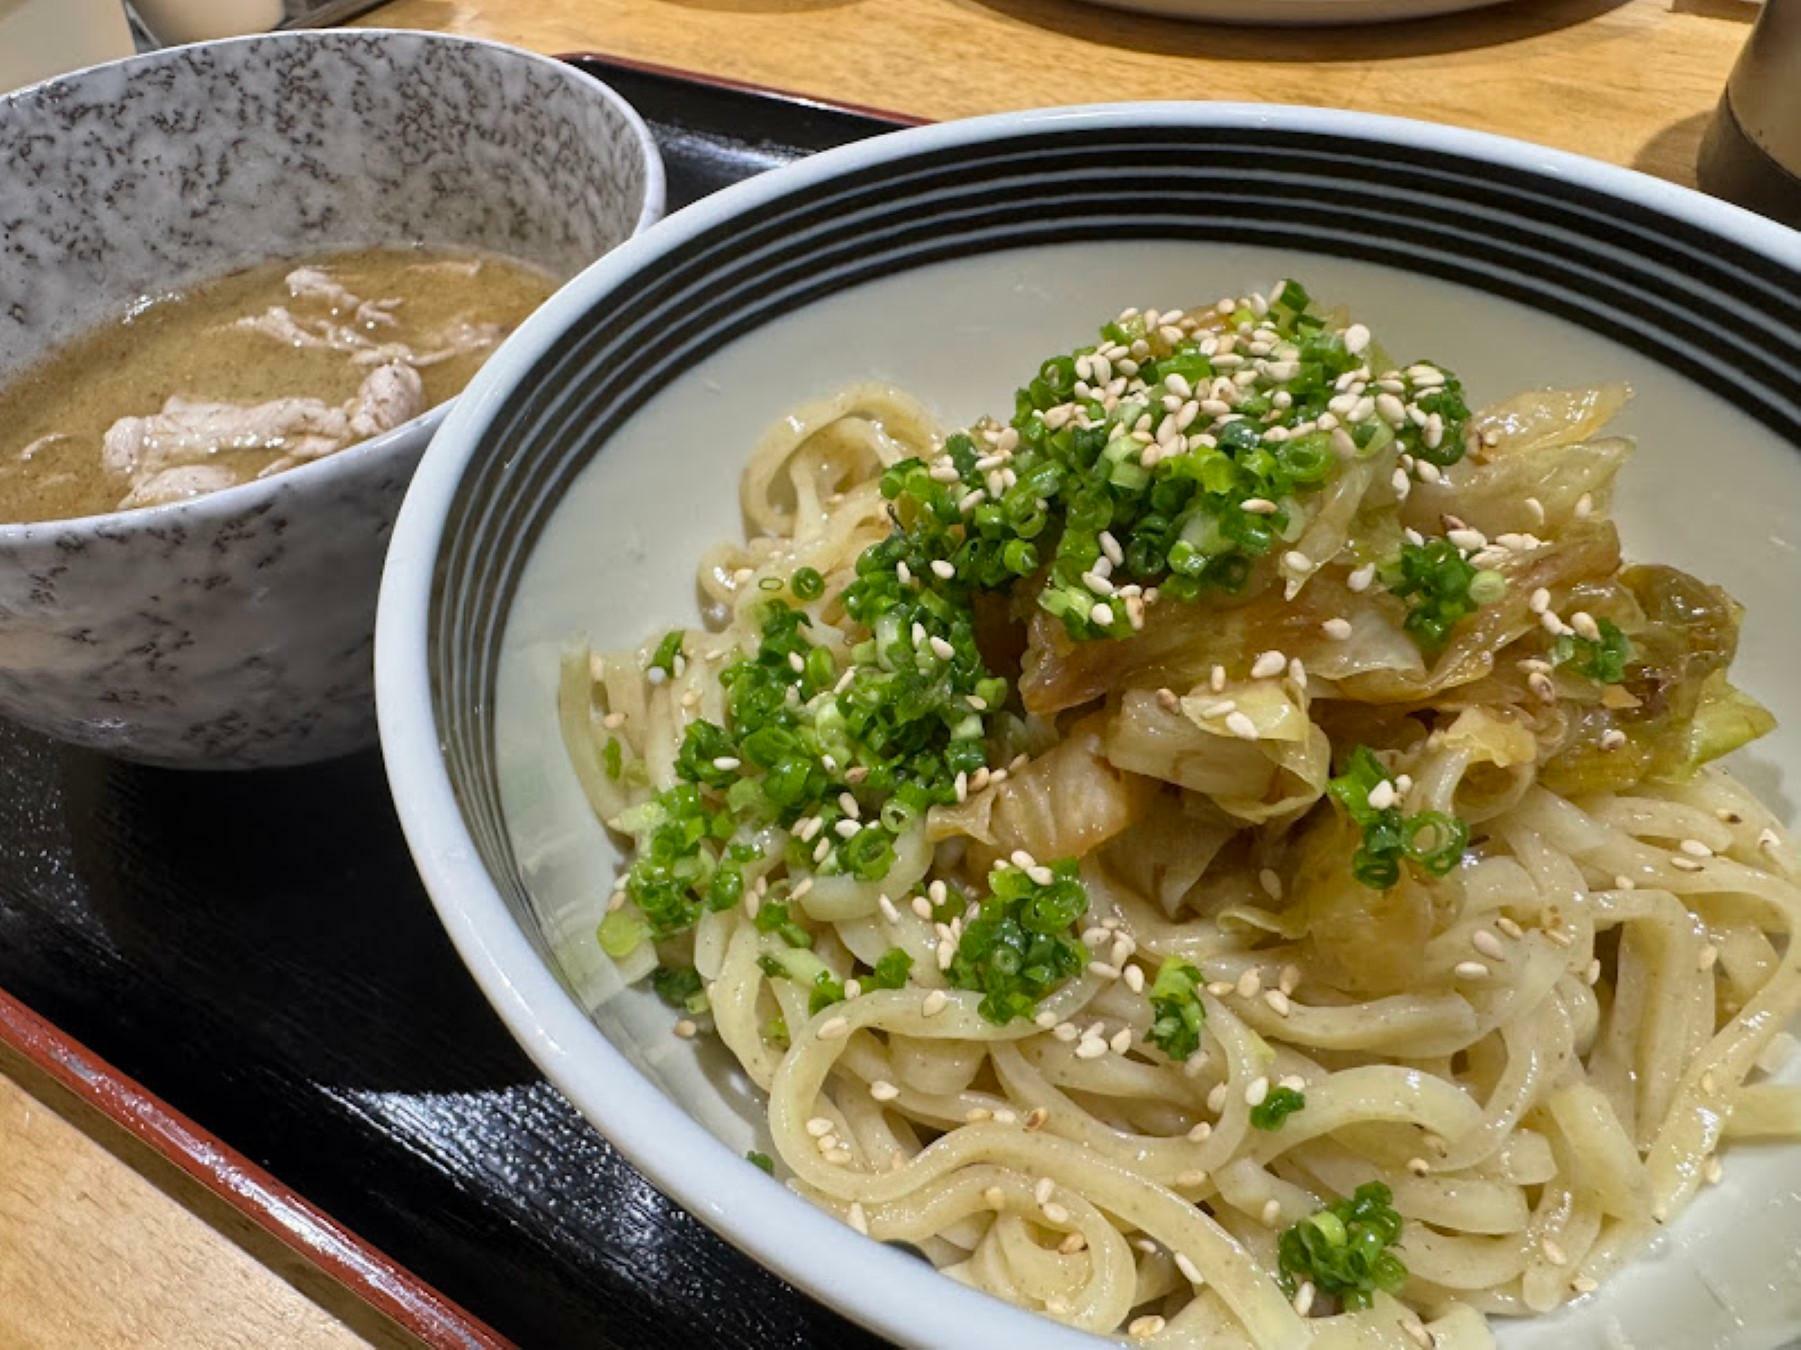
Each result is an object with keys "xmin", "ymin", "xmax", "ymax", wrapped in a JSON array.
[{"xmin": 0, "ymin": 246, "xmax": 557, "ymax": 524}]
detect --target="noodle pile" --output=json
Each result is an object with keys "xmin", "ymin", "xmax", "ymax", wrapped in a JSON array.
[{"xmin": 562, "ymin": 286, "xmax": 1801, "ymax": 1347}]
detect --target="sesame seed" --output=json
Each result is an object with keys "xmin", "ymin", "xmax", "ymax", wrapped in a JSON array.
[
  {"xmin": 1086, "ymin": 961, "xmax": 1120, "ymax": 981},
  {"xmin": 1680, "ymin": 838, "xmax": 1713, "ymax": 858},
  {"xmin": 1347, "ymin": 563, "xmax": 1376, "ymax": 593},
  {"xmin": 846, "ymin": 1201, "xmax": 869, "ymax": 1235},
  {"xmin": 1344, "ymin": 323, "xmax": 1371, "ymax": 355},
  {"xmin": 1124, "ymin": 964, "xmax": 1146, "ymax": 993},
  {"xmin": 1320, "ymin": 617, "xmax": 1353, "ymax": 641},
  {"xmin": 921, "ymin": 990, "xmax": 948, "ymax": 1017},
  {"xmin": 1367, "ymin": 779, "xmax": 1398, "ymax": 811},
  {"xmin": 1264, "ymin": 989, "xmax": 1292, "ymax": 1017},
  {"xmin": 1236, "ymin": 967, "xmax": 1262, "ymax": 998},
  {"xmin": 1473, "ymin": 929, "xmax": 1506, "ymax": 960},
  {"xmin": 1701, "ymin": 1069, "xmax": 1717, "ymax": 1094},
  {"xmin": 1206, "ymin": 980, "xmax": 1233, "ymax": 997},
  {"xmin": 1570, "ymin": 611, "xmax": 1601, "ymax": 642},
  {"xmin": 1280, "ymin": 964, "xmax": 1301, "ymax": 995},
  {"xmin": 928, "ymin": 635, "xmax": 955, "ymax": 661},
  {"xmin": 1404, "ymin": 1320, "xmax": 1435, "ymax": 1348},
  {"xmin": 1245, "ymin": 1076, "xmax": 1271, "ymax": 1107},
  {"xmin": 1074, "ymin": 1037, "xmax": 1108, "ymax": 1060},
  {"xmin": 1200, "ymin": 699, "xmax": 1238, "ymax": 718},
  {"xmin": 673, "ymin": 1019, "xmax": 697, "ymax": 1039},
  {"xmin": 1089, "ymin": 602, "xmax": 1114, "ymax": 626},
  {"xmin": 1187, "ymin": 1121, "xmax": 1213, "ymax": 1143},
  {"xmin": 1251, "ymin": 649, "xmax": 1287, "ymax": 679},
  {"xmin": 1407, "ymin": 1156, "xmax": 1430, "ymax": 1176},
  {"xmin": 1529, "ymin": 671, "xmax": 1557, "ymax": 704},
  {"xmin": 1670, "ymin": 855, "xmax": 1703, "ymax": 872},
  {"xmin": 1281, "ymin": 550, "xmax": 1313, "ymax": 576},
  {"xmin": 1600, "ymin": 728, "xmax": 1627, "ymax": 750},
  {"xmin": 1572, "ymin": 1275, "xmax": 1599, "ymax": 1295},
  {"xmin": 1207, "ymin": 1082, "xmax": 1229, "ymax": 1113},
  {"xmin": 1447, "ymin": 527, "xmax": 1487, "ymax": 553},
  {"xmin": 806, "ymin": 1116, "xmax": 835, "ymax": 1138},
  {"xmin": 1293, "ymin": 1280, "xmax": 1316, "ymax": 1317},
  {"xmin": 833, "ymin": 819, "xmax": 861, "ymax": 839},
  {"xmin": 1540, "ymin": 1237, "xmax": 1568, "ymax": 1266},
  {"xmin": 1210, "ymin": 665, "xmax": 1227, "ymax": 692},
  {"xmin": 1585, "ymin": 958, "xmax": 1602, "ymax": 985},
  {"xmin": 1575, "ymin": 492, "xmax": 1594, "ymax": 518},
  {"xmin": 870, "ymin": 1080, "xmax": 899, "ymax": 1102},
  {"xmin": 1528, "ymin": 587, "xmax": 1551, "ymax": 614},
  {"xmin": 1128, "ymin": 1314, "xmax": 1167, "ymax": 1338},
  {"xmin": 1226, "ymin": 711, "xmax": 1259, "ymax": 740},
  {"xmin": 818, "ymin": 1016, "xmax": 850, "ymax": 1040},
  {"xmin": 1760, "ymin": 826, "xmax": 1782, "ymax": 852},
  {"xmin": 1455, "ymin": 960, "xmax": 1489, "ymax": 980},
  {"xmin": 1052, "ymin": 1021, "xmax": 1078, "ymax": 1042},
  {"xmin": 1262, "ymin": 1199, "xmax": 1282, "ymax": 1227},
  {"xmin": 1175, "ymin": 1252, "xmax": 1204, "ymax": 1284},
  {"xmin": 1110, "ymin": 1026, "xmax": 1133, "ymax": 1054},
  {"xmin": 1705, "ymin": 1155, "xmax": 1723, "ymax": 1185}
]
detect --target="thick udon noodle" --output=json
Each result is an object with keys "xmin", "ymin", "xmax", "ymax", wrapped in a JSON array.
[{"xmin": 563, "ymin": 382, "xmax": 1801, "ymax": 1348}]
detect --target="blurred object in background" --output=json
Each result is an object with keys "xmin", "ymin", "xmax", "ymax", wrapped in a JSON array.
[
  {"xmin": 0, "ymin": 0, "xmax": 134, "ymax": 92},
  {"xmin": 131, "ymin": 0, "xmax": 285, "ymax": 43},
  {"xmin": 1698, "ymin": 0, "xmax": 1801, "ymax": 228}
]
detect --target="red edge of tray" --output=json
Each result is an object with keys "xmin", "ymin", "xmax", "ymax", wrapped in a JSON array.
[
  {"xmin": 0, "ymin": 985, "xmax": 512, "ymax": 1350},
  {"xmin": 557, "ymin": 50, "xmax": 931, "ymax": 128}
]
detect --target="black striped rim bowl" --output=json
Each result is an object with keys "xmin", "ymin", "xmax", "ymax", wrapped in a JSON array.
[{"xmin": 376, "ymin": 104, "xmax": 1801, "ymax": 1348}]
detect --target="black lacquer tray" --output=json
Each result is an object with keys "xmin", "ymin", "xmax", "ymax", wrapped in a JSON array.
[{"xmin": 0, "ymin": 56, "xmax": 909, "ymax": 1350}]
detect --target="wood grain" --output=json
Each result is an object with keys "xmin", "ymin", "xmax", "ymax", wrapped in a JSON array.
[
  {"xmin": 0, "ymin": 1048, "xmax": 414, "ymax": 1350},
  {"xmin": 354, "ymin": 0, "xmax": 1756, "ymax": 186}
]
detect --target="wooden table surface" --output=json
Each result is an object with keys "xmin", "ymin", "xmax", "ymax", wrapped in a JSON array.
[
  {"xmin": 357, "ymin": 0, "xmax": 1761, "ymax": 187},
  {"xmin": 7, "ymin": 0, "xmax": 1760, "ymax": 1343}
]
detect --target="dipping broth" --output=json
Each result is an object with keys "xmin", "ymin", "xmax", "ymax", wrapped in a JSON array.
[{"xmin": 0, "ymin": 247, "xmax": 557, "ymax": 523}]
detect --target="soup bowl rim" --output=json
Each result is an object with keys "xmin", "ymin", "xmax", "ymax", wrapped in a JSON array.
[{"xmin": 0, "ymin": 26, "xmax": 667, "ymax": 541}]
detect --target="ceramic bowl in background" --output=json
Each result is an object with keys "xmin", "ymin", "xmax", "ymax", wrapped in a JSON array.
[
  {"xmin": 377, "ymin": 105, "xmax": 1800, "ymax": 1346},
  {"xmin": 0, "ymin": 28, "xmax": 662, "ymax": 768}
]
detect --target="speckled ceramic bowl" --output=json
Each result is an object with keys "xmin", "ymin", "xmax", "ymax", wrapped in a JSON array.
[{"xmin": 0, "ymin": 29, "xmax": 662, "ymax": 768}]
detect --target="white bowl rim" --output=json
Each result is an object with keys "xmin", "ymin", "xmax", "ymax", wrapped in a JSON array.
[
  {"xmin": 0, "ymin": 27, "xmax": 666, "ymax": 542},
  {"xmin": 374, "ymin": 100, "xmax": 1799, "ymax": 1348}
]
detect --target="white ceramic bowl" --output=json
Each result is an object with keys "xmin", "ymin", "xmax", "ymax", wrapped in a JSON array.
[
  {"xmin": 377, "ymin": 104, "xmax": 1801, "ymax": 1347},
  {"xmin": 0, "ymin": 29, "xmax": 662, "ymax": 768}
]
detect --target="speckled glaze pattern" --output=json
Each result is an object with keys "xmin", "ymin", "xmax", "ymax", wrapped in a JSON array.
[{"xmin": 0, "ymin": 31, "xmax": 663, "ymax": 768}]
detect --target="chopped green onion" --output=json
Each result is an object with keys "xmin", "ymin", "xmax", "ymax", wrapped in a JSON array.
[
  {"xmin": 1553, "ymin": 618, "xmax": 1631, "ymax": 684},
  {"xmin": 1146, "ymin": 959, "xmax": 1205, "ymax": 1063},
  {"xmin": 1277, "ymin": 1182, "xmax": 1407, "ymax": 1311},
  {"xmin": 1328, "ymin": 745, "xmax": 1469, "ymax": 889},
  {"xmin": 746, "ymin": 1150, "xmax": 775, "ymax": 1174},
  {"xmin": 1250, "ymin": 1086, "xmax": 1306, "ymax": 1131},
  {"xmin": 651, "ymin": 964, "xmax": 709, "ymax": 1015},
  {"xmin": 863, "ymin": 948, "xmax": 914, "ymax": 991},
  {"xmin": 947, "ymin": 861, "xmax": 1089, "ymax": 1024},
  {"xmin": 650, "ymin": 630, "xmax": 684, "ymax": 675},
  {"xmin": 1380, "ymin": 539, "xmax": 1491, "ymax": 651},
  {"xmin": 792, "ymin": 566, "xmax": 825, "ymax": 600}
]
